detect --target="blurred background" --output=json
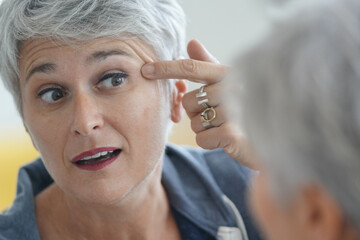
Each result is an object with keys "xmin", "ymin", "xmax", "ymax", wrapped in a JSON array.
[{"xmin": 0, "ymin": 0, "xmax": 272, "ymax": 209}]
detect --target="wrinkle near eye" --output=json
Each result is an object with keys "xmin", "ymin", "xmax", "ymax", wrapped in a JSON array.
[
  {"xmin": 125, "ymin": 40, "xmax": 158, "ymax": 64},
  {"xmin": 26, "ymin": 63, "xmax": 57, "ymax": 83}
]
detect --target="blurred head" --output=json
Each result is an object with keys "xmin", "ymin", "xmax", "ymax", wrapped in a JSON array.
[
  {"xmin": 0, "ymin": 0, "xmax": 186, "ymax": 205},
  {"xmin": 227, "ymin": 0, "xmax": 360, "ymax": 239}
]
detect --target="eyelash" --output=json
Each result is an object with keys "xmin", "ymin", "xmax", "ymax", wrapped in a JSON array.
[
  {"xmin": 36, "ymin": 71, "xmax": 129, "ymax": 103},
  {"xmin": 37, "ymin": 87, "xmax": 66, "ymax": 103},
  {"xmin": 96, "ymin": 72, "xmax": 129, "ymax": 89}
]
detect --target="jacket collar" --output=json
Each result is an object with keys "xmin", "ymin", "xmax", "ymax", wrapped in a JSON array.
[{"xmin": 162, "ymin": 144, "xmax": 236, "ymax": 236}]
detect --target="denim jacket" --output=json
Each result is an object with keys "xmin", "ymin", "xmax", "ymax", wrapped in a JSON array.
[{"xmin": 0, "ymin": 144, "xmax": 262, "ymax": 240}]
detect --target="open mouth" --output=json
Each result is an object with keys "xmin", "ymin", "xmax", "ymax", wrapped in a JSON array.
[{"xmin": 75, "ymin": 149, "xmax": 122, "ymax": 165}]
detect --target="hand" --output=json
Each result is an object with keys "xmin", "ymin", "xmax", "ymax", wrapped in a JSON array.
[{"xmin": 141, "ymin": 40, "xmax": 258, "ymax": 169}]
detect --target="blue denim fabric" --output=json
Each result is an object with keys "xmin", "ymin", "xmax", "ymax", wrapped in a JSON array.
[{"xmin": 0, "ymin": 144, "xmax": 263, "ymax": 240}]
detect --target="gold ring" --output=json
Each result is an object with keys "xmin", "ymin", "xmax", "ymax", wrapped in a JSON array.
[{"xmin": 201, "ymin": 107, "xmax": 216, "ymax": 123}]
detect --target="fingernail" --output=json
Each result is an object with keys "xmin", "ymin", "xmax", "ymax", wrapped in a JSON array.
[{"xmin": 142, "ymin": 64, "xmax": 154, "ymax": 77}]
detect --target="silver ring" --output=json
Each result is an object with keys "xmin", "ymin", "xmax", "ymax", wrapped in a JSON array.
[
  {"xmin": 196, "ymin": 85, "xmax": 207, "ymax": 98},
  {"xmin": 198, "ymin": 99, "xmax": 209, "ymax": 108},
  {"xmin": 201, "ymin": 120, "xmax": 212, "ymax": 129},
  {"xmin": 196, "ymin": 85, "xmax": 209, "ymax": 108}
]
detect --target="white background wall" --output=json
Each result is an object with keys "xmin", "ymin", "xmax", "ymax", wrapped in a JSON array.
[{"xmin": 0, "ymin": 0, "xmax": 273, "ymax": 135}]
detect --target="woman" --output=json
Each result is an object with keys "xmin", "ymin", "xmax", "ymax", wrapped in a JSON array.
[
  {"xmin": 0, "ymin": 0, "xmax": 261, "ymax": 239},
  {"xmin": 226, "ymin": 0, "xmax": 360, "ymax": 239}
]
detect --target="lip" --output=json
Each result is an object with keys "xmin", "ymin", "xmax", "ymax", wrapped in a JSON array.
[
  {"xmin": 71, "ymin": 147, "xmax": 121, "ymax": 171},
  {"xmin": 71, "ymin": 147, "xmax": 119, "ymax": 163}
]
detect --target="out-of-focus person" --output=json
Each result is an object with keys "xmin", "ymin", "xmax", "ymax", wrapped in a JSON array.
[{"xmin": 226, "ymin": 0, "xmax": 360, "ymax": 239}]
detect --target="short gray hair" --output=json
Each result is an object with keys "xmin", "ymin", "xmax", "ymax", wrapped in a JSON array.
[
  {"xmin": 0, "ymin": 0, "xmax": 186, "ymax": 114},
  {"xmin": 227, "ymin": 0, "xmax": 360, "ymax": 229}
]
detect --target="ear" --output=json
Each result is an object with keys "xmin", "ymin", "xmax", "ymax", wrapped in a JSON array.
[
  {"xmin": 170, "ymin": 79, "xmax": 187, "ymax": 123},
  {"xmin": 296, "ymin": 186, "xmax": 348, "ymax": 240}
]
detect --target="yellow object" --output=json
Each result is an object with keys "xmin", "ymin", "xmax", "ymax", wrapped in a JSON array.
[
  {"xmin": 201, "ymin": 107, "xmax": 216, "ymax": 123},
  {"xmin": 0, "ymin": 118, "xmax": 196, "ymax": 210},
  {"xmin": 0, "ymin": 129, "xmax": 39, "ymax": 211}
]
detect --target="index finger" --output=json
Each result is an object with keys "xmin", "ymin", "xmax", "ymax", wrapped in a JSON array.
[{"xmin": 141, "ymin": 59, "xmax": 228, "ymax": 84}]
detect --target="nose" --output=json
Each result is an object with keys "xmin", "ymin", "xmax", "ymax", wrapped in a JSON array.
[{"xmin": 71, "ymin": 92, "xmax": 104, "ymax": 136}]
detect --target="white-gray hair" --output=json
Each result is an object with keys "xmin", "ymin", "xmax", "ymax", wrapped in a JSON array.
[
  {"xmin": 227, "ymin": 0, "xmax": 360, "ymax": 229},
  {"xmin": 0, "ymin": 0, "xmax": 186, "ymax": 114}
]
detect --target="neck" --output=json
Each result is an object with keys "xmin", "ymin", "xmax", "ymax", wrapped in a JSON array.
[{"xmin": 35, "ymin": 163, "xmax": 180, "ymax": 240}]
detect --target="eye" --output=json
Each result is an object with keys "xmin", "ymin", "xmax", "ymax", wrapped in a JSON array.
[
  {"xmin": 97, "ymin": 72, "xmax": 128, "ymax": 89},
  {"xmin": 37, "ymin": 87, "xmax": 66, "ymax": 103}
]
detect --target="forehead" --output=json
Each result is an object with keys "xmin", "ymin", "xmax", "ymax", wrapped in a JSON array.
[{"xmin": 18, "ymin": 38, "xmax": 157, "ymax": 74}]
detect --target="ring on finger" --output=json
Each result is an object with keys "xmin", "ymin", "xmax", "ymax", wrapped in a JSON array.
[
  {"xmin": 201, "ymin": 120, "xmax": 212, "ymax": 129},
  {"xmin": 201, "ymin": 107, "xmax": 216, "ymax": 123},
  {"xmin": 196, "ymin": 85, "xmax": 207, "ymax": 98},
  {"xmin": 196, "ymin": 85, "xmax": 209, "ymax": 108}
]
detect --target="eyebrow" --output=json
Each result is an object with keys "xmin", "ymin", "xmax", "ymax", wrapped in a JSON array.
[
  {"xmin": 87, "ymin": 49, "xmax": 133, "ymax": 63},
  {"xmin": 25, "ymin": 49, "xmax": 133, "ymax": 83},
  {"xmin": 26, "ymin": 63, "xmax": 57, "ymax": 82}
]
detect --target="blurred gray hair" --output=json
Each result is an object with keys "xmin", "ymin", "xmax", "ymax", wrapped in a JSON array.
[
  {"xmin": 227, "ymin": 0, "xmax": 360, "ymax": 228},
  {"xmin": 0, "ymin": 0, "xmax": 186, "ymax": 114}
]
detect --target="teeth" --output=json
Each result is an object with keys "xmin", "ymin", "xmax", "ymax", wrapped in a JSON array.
[
  {"xmin": 80, "ymin": 151, "xmax": 113, "ymax": 161},
  {"xmin": 82, "ymin": 156, "xmax": 92, "ymax": 160}
]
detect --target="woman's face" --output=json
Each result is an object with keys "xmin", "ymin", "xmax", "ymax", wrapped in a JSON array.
[{"xmin": 18, "ymin": 38, "xmax": 177, "ymax": 204}]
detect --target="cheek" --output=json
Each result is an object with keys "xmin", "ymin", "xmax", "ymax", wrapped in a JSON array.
[
  {"xmin": 26, "ymin": 122, "xmax": 66, "ymax": 170},
  {"xmin": 133, "ymin": 89, "xmax": 168, "ymax": 149},
  {"xmin": 107, "ymin": 81, "xmax": 169, "ymax": 151},
  {"xmin": 23, "ymin": 102, "xmax": 69, "ymax": 172}
]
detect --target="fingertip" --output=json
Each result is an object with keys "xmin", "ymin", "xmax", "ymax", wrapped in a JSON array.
[
  {"xmin": 187, "ymin": 39, "xmax": 219, "ymax": 63},
  {"xmin": 141, "ymin": 63, "xmax": 155, "ymax": 78},
  {"xmin": 175, "ymin": 79, "xmax": 187, "ymax": 93},
  {"xmin": 187, "ymin": 38, "xmax": 201, "ymax": 47},
  {"xmin": 187, "ymin": 39, "xmax": 204, "ymax": 55}
]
